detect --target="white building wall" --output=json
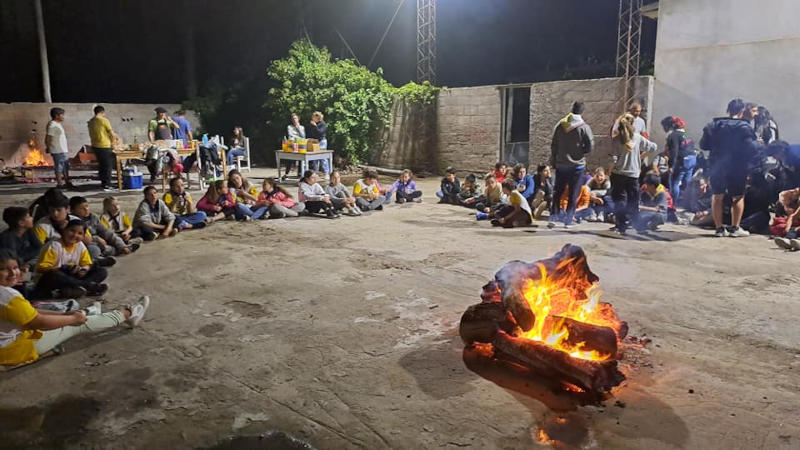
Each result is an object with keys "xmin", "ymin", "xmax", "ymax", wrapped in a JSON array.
[{"xmin": 651, "ymin": 0, "xmax": 800, "ymax": 145}]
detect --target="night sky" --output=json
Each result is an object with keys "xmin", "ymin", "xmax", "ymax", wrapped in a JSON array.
[{"xmin": 1, "ymin": 0, "xmax": 656, "ymax": 104}]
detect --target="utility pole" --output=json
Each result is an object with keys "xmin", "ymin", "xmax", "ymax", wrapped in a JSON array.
[
  {"xmin": 615, "ymin": 0, "xmax": 642, "ymax": 112},
  {"xmin": 416, "ymin": 0, "xmax": 436, "ymax": 84},
  {"xmin": 33, "ymin": 0, "xmax": 52, "ymax": 102}
]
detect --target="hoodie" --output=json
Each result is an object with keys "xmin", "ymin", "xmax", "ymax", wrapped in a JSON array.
[
  {"xmin": 551, "ymin": 113, "xmax": 595, "ymax": 169},
  {"xmin": 609, "ymin": 134, "xmax": 658, "ymax": 179},
  {"xmin": 699, "ymin": 117, "xmax": 759, "ymax": 165}
]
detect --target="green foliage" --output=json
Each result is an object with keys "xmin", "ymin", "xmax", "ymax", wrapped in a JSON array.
[{"xmin": 265, "ymin": 40, "xmax": 439, "ymax": 164}]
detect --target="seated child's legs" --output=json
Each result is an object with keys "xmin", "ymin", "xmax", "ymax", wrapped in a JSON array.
[
  {"xmin": 250, "ymin": 206, "xmax": 269, "ymax": 220},
  {"xmin": 34, "ymin": 310, "xmax": 125, "ymax": 356},
  {"xmin": 435, "ymin": 190, "xmax": 444, "ymax": 199},
  {"xmin": 234, "ymin": 203, "xmax": 255, "ymax": 220},
  {"xmin": 132, "ymin": 227, "xmax": 158, "ymax": 241}
]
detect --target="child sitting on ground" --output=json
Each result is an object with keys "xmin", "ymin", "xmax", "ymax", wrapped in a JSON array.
[
  {"xmin": 638, "ymin": 173, "xmax": 669, "ymax": 231},
  {"xmin": 133, "ymin": 186, "xmax": 177, "ymax": 241},
  {"xmin": 256, "ymin": 178, "xmax": 306, "ymax": 219},
  {"xmin": 458, "ymin": 174, "xmax": 481, "ymax": 207},
  {"xmin": 299, "ymin": 171, "xmax": 340, "ymax": 219},
  {"xmin": 772, "ymin": 187, "xmax": 800, "ymax": 250},
  {"xmin": 32, "ymin": 196, "xmax": 70, "ymax": 245},
  {"xmin": 324, "ymin": 170, "xmax": 361, "ymax": 216},
  {"xmin": 228, "ymin": 169, "xmax": 267, "ymax": 220},
  {"xmin": 491, "ymin": 162, "xmax": 508, "ymax": 184},
  {"xmin": 163, "ymin": 178, "xmax": 208, "ymax": 229},
  {"xmin": 491, "ymin": 179, "xmax": 533, "ymax": 228},
  {"xmin": 70, "ymin": 196, "xmax": 137, "ymax": 257},
  {"xmin": 100, "ymin": 197, "xmax": 135, "ymax": 243},
  {"xmin": 512, "ymin": 164, "xmax": 536, "ymax": 204},
  {"xmin": 475, "ymin": 174, "xmax": 504, "ymax": 219},
  {"xmin": 585, "ymin": 167, "xmax": 613, "ymax": 222},
  {"xmin": 0, "ymin": 249, "xmax": 149, "ymax": 368},
  {"xmin": 353, "ymin": 170, "xmax": 386, "ymax": 211},
  {"xmin": 391, "ymin": 169, "xmax": 423, "ymax": 204},
  {"xmin": 436, "ymin": 167, "xmax": 461, "ymax": 204},
  {"xmin": 34, "ymin": 218, "xmax": 109, "ymax": 299},
  {"xmin": 197, "ymin": 180, "xmax": 236, "ymax": 221},
  {"xmin": 558, "ymin": 184, "xmax": 593, "ymax": 223},
  {"xmin": 0, "ymin": 207, "xmax": 41, "ymax": 273},
  {"xmin": 532, "ymin": 164, "xmax": 554, "ymax": 220}
]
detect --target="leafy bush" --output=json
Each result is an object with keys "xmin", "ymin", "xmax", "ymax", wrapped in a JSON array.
[{"xmin": 265, "ymin": 40, "xmax": 439, "ymax": 164}]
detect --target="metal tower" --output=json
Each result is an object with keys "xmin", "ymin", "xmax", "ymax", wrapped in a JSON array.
[
  {"xmin": 615, "ymin": 0, "xmax": 643, "ymax": 111},
  {"xmin": 416, "ymin": 0, "xmax": 437, "ymax": 84}
]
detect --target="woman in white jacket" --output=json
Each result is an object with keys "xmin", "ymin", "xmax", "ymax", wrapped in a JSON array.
[{"xmin": 298, "ymin": 171, "xmax": 340, "ymax": 219}]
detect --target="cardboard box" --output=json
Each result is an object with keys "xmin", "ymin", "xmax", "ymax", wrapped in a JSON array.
[{"xmin": 307, "ymin": 138, "xmax": 321, "ymax": 153}]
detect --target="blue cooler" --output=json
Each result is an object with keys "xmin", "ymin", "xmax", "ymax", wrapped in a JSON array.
[{"xmin": 122, "ymin": 168, "xmax": 143, "ymax": 190}]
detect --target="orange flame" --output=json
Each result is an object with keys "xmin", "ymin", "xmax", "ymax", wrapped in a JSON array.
[
  {"xmin": 519, "ymin": 261, "xmax": 622, "ymax": 362},
  {"xmin": 24, "ymin": 140, "xmax": 48, "ymax": 166}
]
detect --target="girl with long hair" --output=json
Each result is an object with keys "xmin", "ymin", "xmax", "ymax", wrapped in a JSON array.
[
  {"xmin": 197, "ymin": 180, "xmax": 236, "ymax": 221},
  {"xmin": 255, "ymin": 178, "xmax": 306, "ymax": 218}
]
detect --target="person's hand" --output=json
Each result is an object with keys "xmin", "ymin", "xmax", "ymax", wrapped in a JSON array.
[
  {"xmin": 483, "ymin": 207, "xmax": 490, "ymax": 213},
  {"xmin": 76, "ymin": 268, "xmax": 88, "ymax": 278},
  {"xmin": 120, "ymin": 247, "xmax": 131, "ymax": 255},
  {"xmin": 696, "ymin": 211, "xmax": 707, "ymax": 218},
  {"xmin": 121, "ymin": 231, "xmax": 131, "ymax": 241},
  {"xmin": 517, "ymin": 185, "xmax": 525, "ymax": 192},
  {"xmin": 215, "ymin": 205, "xmax": 222, "ymax": 212},
  {"xmin": 68, "ymin": 310, "xmax": 88, "ymax": 326},
  {"xmin": 596, "ymin": 198, "xmax": 604, "ymax": 205}
]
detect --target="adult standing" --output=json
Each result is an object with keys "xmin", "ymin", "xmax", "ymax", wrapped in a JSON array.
[
  {"xmin": 699, "ymin": 98, "xmax": 761, "ymax": 238},
  {"xmin": 171, "ymin": 110, "xmax": 193, "ymax": 146},
  {"xmin": 148, "ymin": 107, "xmax": 178, "ymax": 142},
  {"xmin": 307, "ymin": 111, "xmax": 330, "ymax": 179},
  {"xmin": 549, "ymin": 101, "xmax": 594, "ymax": 227},
  {"xmin": 45, "ymin": 107, "xmax": 72, "ymax": 189},
  {"xmin": 282, "ymin": 113, "xmax": 305, "ymax": 180},
  {"xmin": 87, "ymin": 105, "xmax": 117, "ymax": 191},
  {"xmin": 612, "ymin": 102, "xmax": 648, "ymax": 139}
]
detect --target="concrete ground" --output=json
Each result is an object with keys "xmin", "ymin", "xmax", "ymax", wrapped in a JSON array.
[{"xmin": 0, "ymin": 168, "xmax": 798, "ymax": 449}]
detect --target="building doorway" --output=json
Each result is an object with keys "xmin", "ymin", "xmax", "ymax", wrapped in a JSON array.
[{"xmin": 500, "ymin": 86, "xmax": 531, "ymax": 167}]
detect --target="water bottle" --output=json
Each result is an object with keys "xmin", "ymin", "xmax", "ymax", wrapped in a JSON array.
[{"xmin": 202, "ymin": 134, "xmax": 209, "ymax": 145}]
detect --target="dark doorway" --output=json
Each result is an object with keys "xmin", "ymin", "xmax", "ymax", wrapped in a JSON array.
[{"xmin": 501, "ymin": 87, "xmax": 531, "ymax": 167}]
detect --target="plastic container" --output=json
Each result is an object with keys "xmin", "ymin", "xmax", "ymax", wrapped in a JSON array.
[{"xmin": 123, "ymin": 168, "xmax": 143, "ymax": 189}]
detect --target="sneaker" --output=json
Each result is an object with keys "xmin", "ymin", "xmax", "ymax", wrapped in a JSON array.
[
  {"xmin": 728, "ymin": 227, "xmax": 750, "ymax": 238},
  {"xmin": 353, "ymin": 206, "xmax": 363, "ymax": 216},
  {"xmin": 129, "ymin": 243, "xmax": 141, "ymax": 253},
  {"xmin": 714, "ymin": 227, "xmax": 729, "ymax": 237},
  {"xmin": 597, "ymin": 212, "xmax": 605, "ymax": 223},
  {"xmin": 564, "ymin": 223, "xmax": 575, "ymax": 229},
  {"xmin": 128, "ymin": 237, "xmax": 144, "ymax": 246},
  {"xmin": 87, "ymin": 283, "xmax": 108, "ymax": 297},
  {"xmin": 125, "ymin": 295, "xmax": 150, "ymax": 327},
  {"xmin": 55, "ymin": 286, "xmax": 87, "ymax": 299},
  {"xmin": 791, "ymin": 239, "xmax": 800, "ymax": 251},
  {"xmin": 396, "ymin": 198, "xmax": 407, "ymax": 204},
  {"xmin": 376, "ymin": 205, "xmax": 383, "ymax": 211},
  {"xmin": 775, "ymin": 237, "xmax": 793, "ymax": 249},
  {"xmin": 547, "ymin": 222, "xmax": 557, "ymax": 229},
  {"xmin": 97, "ymin": 256, "xmax": 117, "ymax": 267},
  {"xmin": 587, "ymin": 211, "xmax": 598, "ymax": 222}
]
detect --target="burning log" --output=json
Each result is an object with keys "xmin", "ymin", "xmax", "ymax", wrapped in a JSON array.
[
  {"xmin": 548, "ymin": 316, "xmax": 618, "ymax": 358},
  {"xmin": 459, "ymin": 302, "xmax": 519, "ymax": 344},
  {"xmin": 495, "ymin": 245, "xmax": 599, "ymax": 332},
  {"xmin": 492, "ymin": 332, "xmax": 625, "ymax": 393}
]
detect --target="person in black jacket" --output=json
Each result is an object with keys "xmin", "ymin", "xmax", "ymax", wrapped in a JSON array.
[
  {"xmin": 307, "ymin": 111, "xmax": 330, "ymax": 178},
  {"xmin": 699, "ymin": 98, "xmax": 762, "ymax": 237},
  {"xmin": 436, "ymin": 167, "xmax": 461, "ymax": 204}
]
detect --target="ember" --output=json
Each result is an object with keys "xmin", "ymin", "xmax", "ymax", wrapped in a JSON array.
[
  {"xmin": 460, "ymin": 244, "xmax": 627, "ymax": 395},
  {"xmin": 23, "ymin": 139, "xmax": 50, "ymax": 167}
]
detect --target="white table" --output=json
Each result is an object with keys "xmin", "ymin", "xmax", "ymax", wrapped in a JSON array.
[{"xmin": 274, "ymin": 150, "xmax": 333, "ymax": 181}]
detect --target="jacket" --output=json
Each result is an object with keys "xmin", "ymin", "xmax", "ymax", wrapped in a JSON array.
[
  {"xmin": 299, "ymin": 182, "xmax": 326, "ymax": 202},
  {"xmin": 514, "ymin": 173, "xmax": 536, "ymax": 200},
  {"xmin": 325, "ymin": 183, "xmax": 352, "ymax": 199},
  {"xmin": 256, "ymin": 189, "xmax": 297, "ymax": 208},
  {"xmin": 82, "ymin": 213, "xmax": 126, "ymax": 251},
  {"xmin": 197, "ymin": 193, "xmax": 235, "ymax": 213},
  {"xmin": 641, "ymin": 184, "xmax": 669, "ymax": 214},
  {"xmin": 0, "ymin": 229, "xmax": 41, "ymax": 268},
  {"xmin": 551, "ymin": 113, "xmax": 594, "ymax": 168},
  {"xmin": 133, "ymin": 199, "xmax": 176, "ymax": 228},
  {"xmin": 560, "ymin": 185, "xmax": 592, "ymax": 211},
  {"xmin": 440, "ymin": 178, "xmax": 461, "ymax": 199},
  {"xmin": 699, "ymin": 117, "xmax": 759, "ymax": 165},
  {"xmin": 585, "ymin": 178, "xmax": 611, "ymax": 197},
  {"xmin": 609, "ymin": 134, "xmax": 658, "ymax": 178},
  {"xmin": 533, "ymin": 175, "xmax": 553, "ymax": 201},
  {"xmin": 391, "ymin": 179, "xmax": 417, "ymax": 195}
]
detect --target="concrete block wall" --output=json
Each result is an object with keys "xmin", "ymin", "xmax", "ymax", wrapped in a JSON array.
[
  {"xmin": 371, "ymin": 100, "xmax": 435, "ymax": 172},
  {"xmin": 0, "ymin": 103, "xmax": 197, "ymax": 166},
  {"xmin": 529, "ymin": 76, "xmax": 654, "ymax": 171},
  {"xmin": 435, "ymin": 86, "xmax": 501, "ymax": 174}
]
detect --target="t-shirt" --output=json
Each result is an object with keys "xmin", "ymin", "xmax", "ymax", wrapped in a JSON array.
[
  {"xmin": 46, "ymin": 120, "xmax": 68, "ymax": 155},
  {"xmin": 33, "ymin": 217, "xmax": 62, "ymax": 244},
  {"xmin": 509, "ymin": 190, "xmax": 533, "ymax": 219},
  {"xmin": 36, "ymin": 240, "xmax": 93, "ymax": 272},
  {"xmin": 0, "ymin": 286, "xmax": 40, "ymax": 366},
  {"xmin": 231, "ymin": 185, "xmax": 258, "ymax": 204},
  {"xmin": 172, "ymin": 116, "xmax": 192, "ymax": 143},
  {"xmin": 100, "ymin": 212, "xmax": 132, "ymax": 233},
  {"xmin": 163, "ymin": 192, "xmax": 195, "ymax": 215},
  {"xmin": 353, "ymin": 179, "xmax": 379, "ymax": 197},
  {"xmin": 88, "ymin": 116, "xmax": 113, "ymax": 148},
  {"xmin": 149, "ymin": 118, "xmax": 176, "ymax": 141}
]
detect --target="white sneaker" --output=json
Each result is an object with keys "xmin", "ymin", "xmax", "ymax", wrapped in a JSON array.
[
  {"xmin": 352, "ymin": 206, "xmax": 363, "ymax": 216},
  {"xmin": 791, "ymin": 239, "xmax": 800, "ymax": 251},
  {"xmin": 714, "ymin": 227, "xmax": 729, "ymax": 237},
  {"xmin": 728, "ymin": 227, "xmax": 750, "ymax": 238},
  {"xmin": 126, "ymin": 296, "xmax": 150, "ymax": 327}
]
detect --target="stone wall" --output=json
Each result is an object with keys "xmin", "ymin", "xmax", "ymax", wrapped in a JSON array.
[
  {"xmin": 435, "ymin": 86, "xmax": 502, "ymax": 174},
  {"xmin": 371, "ymin": 101, "xmax": 435, "ymax": 172},
  {"xmin": 0, "ymin": 103, "xmax": 197, "ymax": 166},
  {"xmin": 529, "ymin": 76, "xmax": 654, "ymax": 170}
]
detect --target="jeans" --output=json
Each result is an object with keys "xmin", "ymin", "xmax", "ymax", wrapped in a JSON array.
[
  {"xmin": 610, "ymin": 173, "xmax": 640, "ymax": 232},
  {"xmin": 234, "ymin": 203, "xmax": 268, "ymax": 220},
  {"xmin": 551, "ymin": 166, "xmax": 585, "ymax": 225},
  {"xmin": 176, "ymin": 212, "xmax": 208, "ymax": 229},
  {"xmin": 637, "ymin": 211, "xmax": 666, "ymax": 230},
  {"xmin": 590, "ymin": 195, "xmax": 615, "ymax": 216},
  {"xmin": 226, "ymin": 147, "xmax": 246, "ymax": 166},
  {"xmin": 52, "ymin": 152, "xmax": 69, "ymax": 176},
  {"xmin": 670, "ymin": 155, "xmax": 696, "ymax": 205},
  {"xmin": 94, "ymin": 147, "xmax": 115, "ymax": 187}
]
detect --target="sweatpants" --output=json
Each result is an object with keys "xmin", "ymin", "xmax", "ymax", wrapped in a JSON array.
[
  {"xmin": 396, "ymin": 190, "xmax": 422, "ymax": 202},
  {"xmin": 36, "ymin": 266, "xmax": 108, "ymax": 295},
  {"xmin": 610, "ymin": 173, "xmax": 640, "ymax": 232},
  {"xmin": 356, "ymin": 197, "xmax": 384, "ymax": 211},
  {"xmin": 269, "ymin": 203, "xmax": 305, "ymax": 218},
  {"xmin": 34, "ymin": 310, "xmax": 125, "ymax": 356}
]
